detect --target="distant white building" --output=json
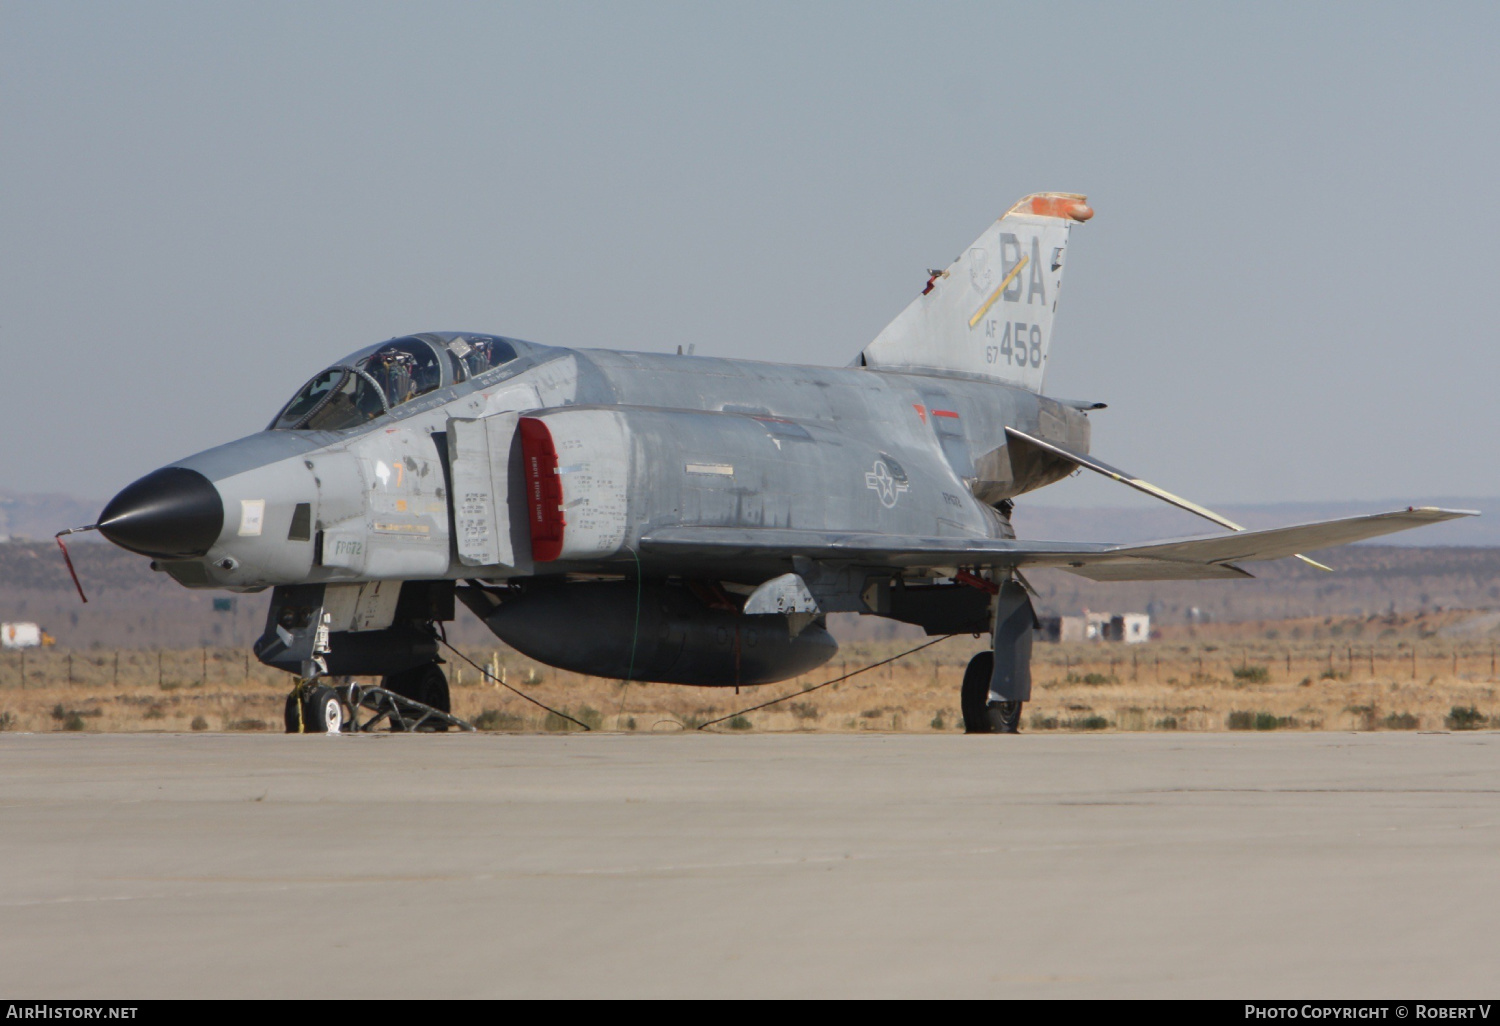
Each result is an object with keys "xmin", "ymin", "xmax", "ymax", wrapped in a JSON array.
[
  {"xmin": 2, "ymin": 623, "xmax": 52, "ymax": 649},
  {"xmin": 1113, "ymin": 613, "xmax": 1151, "ymax": 644},
  {"xmin": 1055, "ymin": 615, "xmax": 1087, "ymax": 642},
  {"xmin": 1038, "ymin": 611, "xmax": 1151, "ymax": 644}
]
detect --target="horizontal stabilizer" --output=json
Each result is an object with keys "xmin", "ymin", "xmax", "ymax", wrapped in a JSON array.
[
  {"xmin": 1005, "ymin": 427, "xmax": 1241, "ymax": 532},
  {"xmin": 640, "ymin": 508, "xmax": 1475, "ymax": 581}
]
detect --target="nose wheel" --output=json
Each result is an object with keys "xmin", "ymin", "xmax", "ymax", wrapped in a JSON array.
[
  {"xmin": 960, "ymin": 651, "xmax": 1024, "ymax": 734},
  {"xmin": 284, "ymin": 684, "xmax": 346, "ymax": 734}
]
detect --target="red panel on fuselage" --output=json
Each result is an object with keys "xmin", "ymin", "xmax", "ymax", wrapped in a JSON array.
[{"xmin": 519, "ymin": 417, "xmax": 565, "ymax": 562}]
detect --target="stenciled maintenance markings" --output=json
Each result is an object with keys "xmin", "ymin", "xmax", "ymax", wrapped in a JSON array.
[{"xmin": 371, "ymin": 522, "xmax": 430, "ymax": 535}]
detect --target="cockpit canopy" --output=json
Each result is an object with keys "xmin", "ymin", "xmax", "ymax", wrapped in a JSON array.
[{"xmin": 271, "ymin": 333, "xmax": 518, "ymax": 431}]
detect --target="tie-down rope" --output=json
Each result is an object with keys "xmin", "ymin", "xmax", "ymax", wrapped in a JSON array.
[
  {"xmin": 436, "ymin": 636, "xmax": 593, "ymax": 731},
  {"xmin": 696, "ymin": 634, "xmax": 958, "ymax": 730}
]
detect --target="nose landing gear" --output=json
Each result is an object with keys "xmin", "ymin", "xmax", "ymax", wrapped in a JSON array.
[
  {"xmin": 284, "ymin": 683, "xmax": 345, "ymax": 734},
  {"xmin": 283, "ymin": 663, "xmax": 472, "ymax": 733}
]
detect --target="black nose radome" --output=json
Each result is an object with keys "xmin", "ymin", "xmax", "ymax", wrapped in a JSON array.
[{"xmin": 98, "ymin": 467, "xmax": 224, "ymax": 559}]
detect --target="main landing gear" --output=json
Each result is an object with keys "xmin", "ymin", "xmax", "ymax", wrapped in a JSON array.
[
  {"xmin": 959, "ymin": 576, "xmax": 1035, "ymax": 735},
  {"xmin": 960, "ymin": 652, "xmax": 1023, "ymax": 734},
  {"xmin": 285, "ymin": 683, "xmax": 346, "ymax": 734}
]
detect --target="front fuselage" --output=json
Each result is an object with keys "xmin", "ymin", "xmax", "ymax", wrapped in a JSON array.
[{"xmin": 118, "ymin": 339, "xmax": 1090, "ymax": 592}]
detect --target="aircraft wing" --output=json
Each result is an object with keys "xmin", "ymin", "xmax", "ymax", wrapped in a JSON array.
[
  {"xmin": 1114, "ymin": 508, "xmax": 1471, "ymax": 564},
  {"xmin": 639, "ymin": 507, "xmax": 1475, "ymax": 581}
]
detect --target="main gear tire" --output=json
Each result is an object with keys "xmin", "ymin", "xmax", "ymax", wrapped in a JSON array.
[
  {"xmin": 986, "ymin": 700, "xmax": 1023, "ymax": 734},
  {"xmin": 961, "ymin": 651, "xmax": 994, "ymax": 734}
]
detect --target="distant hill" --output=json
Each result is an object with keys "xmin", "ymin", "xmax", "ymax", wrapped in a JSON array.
[
  {"xmin": 0, "ymin": 539, "xmax": 272, "ymax": 650},
  {"xmin": 1025, "ymin": 544, "xmax": 1500, "ymax": 626},
  {"xmin": 0, "ymin": 492, "xmax": 104, "ymax": 543},
  {"xmin": 4, "ymin": 537, "xmax": 1499, "ymax": 651}
]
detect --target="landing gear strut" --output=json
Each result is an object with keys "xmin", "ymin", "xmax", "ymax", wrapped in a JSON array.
[{"xmin": 960, "ymin": 576, "xmax": 1035, "ymax": 734}]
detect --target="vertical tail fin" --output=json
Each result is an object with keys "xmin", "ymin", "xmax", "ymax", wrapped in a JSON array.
[{"xmin": 859, "ymin": 193, "xmax": 1092, "ymax": 391}]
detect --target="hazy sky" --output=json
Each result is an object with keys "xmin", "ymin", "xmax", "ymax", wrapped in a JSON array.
[{"xmin": 4, "ymin": 2, "xmax": 1497, "ymax": 510}]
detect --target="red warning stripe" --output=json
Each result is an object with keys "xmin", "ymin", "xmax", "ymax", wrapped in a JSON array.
[
  {"xmin": 519, "ymin": 417, "xmax": 566, "ymax": 562},
  {"xmin": 932, "ymin": 409, "xmax": 960, "ymax": 419}
]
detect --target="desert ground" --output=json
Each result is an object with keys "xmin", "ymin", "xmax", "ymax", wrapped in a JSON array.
[{"xmin": 2, "ymin": 609, "xmax": 1496, "ymax": 735}]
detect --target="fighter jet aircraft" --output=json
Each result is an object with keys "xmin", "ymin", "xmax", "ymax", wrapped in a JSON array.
[{"xmin": 78, "ymin": 193, "xmax": 1473, "ymax": 733}]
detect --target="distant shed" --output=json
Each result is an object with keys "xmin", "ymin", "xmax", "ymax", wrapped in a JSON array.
[
  {"xmin": 2, "ymin": 623, "xmax": 54, "ymax": 649},
  {"xmin": 1035, "ymin": 611, "xmax": 1150, "ymax": 644}
]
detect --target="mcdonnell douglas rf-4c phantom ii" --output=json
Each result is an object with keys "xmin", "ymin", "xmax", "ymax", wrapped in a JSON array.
[{"xmin": 78, "ymin": 193, "xmax": 1472, "ymax": 733}]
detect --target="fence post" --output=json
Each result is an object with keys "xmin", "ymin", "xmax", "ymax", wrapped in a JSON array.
[{"xmin": 158, "ymin": 650, "xmax": 163, "ymax": 688}]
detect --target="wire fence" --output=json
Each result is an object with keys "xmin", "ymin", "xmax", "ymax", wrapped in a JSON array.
[
  {"xmin": 0, "ymin": 647, "xmax": 283, "ymax": 690},
  {"xmin": 4, "ymin": 637, "xmax": 1500, "ymax": 692}
]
